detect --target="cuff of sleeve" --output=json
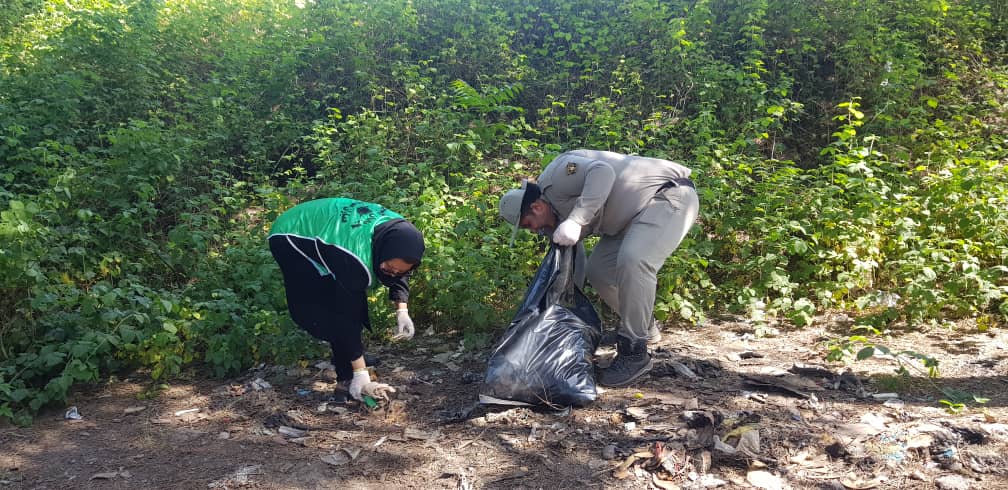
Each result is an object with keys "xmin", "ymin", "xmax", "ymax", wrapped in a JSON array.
[{"xmin": 565, "ymin": 210, "xmax": 591, "ymax": 227}]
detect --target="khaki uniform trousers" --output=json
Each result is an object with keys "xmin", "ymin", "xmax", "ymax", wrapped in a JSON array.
[{"xmin": 583, "ymin": 184, "xmax": 700, "ymax": 341}]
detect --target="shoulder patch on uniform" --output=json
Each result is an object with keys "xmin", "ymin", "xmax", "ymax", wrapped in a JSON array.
[{"xmin": 566, "ymin": 161, "xmax": 577, "ymax": 175}]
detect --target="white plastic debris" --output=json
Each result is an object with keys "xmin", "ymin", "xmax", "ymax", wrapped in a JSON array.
[
  {"xmin": 249, "ymin": 377, "xmax": 272, "ymax": 391},
  {"xmin": 65, "ymin": 406, "xmax": 83, "ymax": 420},
  {"xmin": 278, "ymin": 426, "xmax": 308, "ymax": 438}
]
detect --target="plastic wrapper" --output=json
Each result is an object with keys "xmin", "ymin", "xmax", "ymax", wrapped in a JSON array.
[{"xmin": 482, "ymin": 244, "xmax": 602, "ymax": 407}]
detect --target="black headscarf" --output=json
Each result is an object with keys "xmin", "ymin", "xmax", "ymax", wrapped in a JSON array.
[{"xmin": 372, "ymin": 219, "xmax": 425, "ymax": 266}]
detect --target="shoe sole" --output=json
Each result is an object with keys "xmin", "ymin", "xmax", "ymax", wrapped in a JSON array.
[{"xmin": 598, "ymin": 358, "xmax": 655, "ymax": 388}]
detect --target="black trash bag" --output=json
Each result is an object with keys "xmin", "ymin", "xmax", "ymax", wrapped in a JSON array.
[{"xmin": 482, "ymin": 244, "xmax": 602, "ymax": 408}]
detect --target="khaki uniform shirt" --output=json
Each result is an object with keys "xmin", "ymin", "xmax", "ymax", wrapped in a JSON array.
[{"xmin": 535, "ymin": 150, "xmax": 692, "ymax": 237}]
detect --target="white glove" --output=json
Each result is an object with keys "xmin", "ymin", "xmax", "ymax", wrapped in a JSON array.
[
  {"xmin": 552, "ymin": 218, "xmax": 582, "ymax": 246},
  {"xmin": 362, "ymin": 381, "xmax": 396, "ymax": 400},
  {"xmin": 348, "ymin": 369, "xmax": 371, "ymax": 401},
  {"xmin": 392, "ymin": 308, "xmax": 415, "ymax": 341}
]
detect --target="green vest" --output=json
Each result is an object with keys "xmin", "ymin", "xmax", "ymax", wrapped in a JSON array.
[{"xmin": 269, "ymin": 198, "xmax": 402, "ymax": 287}]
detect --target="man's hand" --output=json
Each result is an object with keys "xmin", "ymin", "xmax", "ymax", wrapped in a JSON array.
[
  {"xmin": 362, "ymin": 381, "xmax": 396, "ymax": 400},
  {"xmin": 552, "ymin": 219, "xmax": 582, "ymax": 246},
  {"xmin": 348, "ymin": 369, "xmax": 371, "ymax": 401},
  {"xmin": 393, "ymin": 308, "xmax": 414, "ymax": 341}
]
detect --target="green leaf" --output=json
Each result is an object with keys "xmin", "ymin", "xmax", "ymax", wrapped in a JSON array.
[{"xmin": 856, "ymin": 346, "xmax": 875, "ymax": 360}]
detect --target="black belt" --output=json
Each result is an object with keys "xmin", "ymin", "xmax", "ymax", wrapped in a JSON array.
[{"xmin": 657, "ymin": 177, "xmax": 695, "ymax": 192}]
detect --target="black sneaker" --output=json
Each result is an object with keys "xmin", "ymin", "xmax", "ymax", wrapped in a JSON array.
[
  {"xmin": 329, "ymin": 380, "xmax": 351, "ymax": 404},
  {"xmin": 597, "ymin": 336, "xmax": 653, "ymax": 387},
  {"xmin": 599, "ymin": 320, "xmax": 662, "ymax": 346}
]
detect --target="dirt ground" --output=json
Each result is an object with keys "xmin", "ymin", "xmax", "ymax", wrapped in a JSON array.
[{"xmin": 3, "ymin": 314, "xmax": 1008, "ymax": 490}]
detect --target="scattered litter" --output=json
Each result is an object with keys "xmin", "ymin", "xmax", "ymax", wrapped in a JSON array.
[
  {"xmin": 483, "ymin": 407, "xmax": 530, "ymax": 424},
  {"xmin": 652, "ymin": 473, "xmax": 678, "ymax": 489},
  {"xmin": 979, "ymin": 423, "xmax": 1008, "ymax": 440},
  {"xmin": 612, "ymin": 454, "xmax": 639, "ymax": 479},
  {"xmin": 249, "ymin": 378, "xmax": 272, "ymax": 391},
  {"xmin": 320, "ymin": 446, "xmax": 362, "ymax": 466},
  {"xmin": 497, "ymin": 432, "xmax": 522, "ymax": 448},
  {"xmin": 937, "ymin": 446, "xmax": 957, "ymax": 460},
  {"xmin": 872, "ymin": 392, "xmax": 900, "ymax": 400},
  {"xmin": 123, "ymin": 406, "xmax": 147, "ymax": 415},
  {"xmin": 643, "ymin": 393, "xmax": 696, "ymax": 407},
  {"xmin": 278, "ymin": 426, "xmax": 307, "ymax": 438},
  {"xmin": 859, "ymin": 412, "xmax": 890, "ymax": 432},
  {"xmin": 373, "ymin": 436, "xmax": 387, "ymax": 447},
  {"xmin": 457, "ymin": 473, "xmax": 472, "ymax": 490},
  {"xmin": 840, "ymin": 475, "xmax": 885, "ymax": 489},
  {"xmin": 89, "ymin": 469, "xmax": 131, "ymax": 480},
  {"xmin": 741, "ymin": 373, "xmax": 820, "ymax": 399},
  {"xmin": 64, "ymin": 406, "xmax": 83, "ymax": 420},
  {"xmin": 734, "ymin": 428, "xmax": 761, "ymax": 457},
  {"xmin": 669, "ymin": 361, "xmax": 700, "ymax": 380},
  {"xmin": 713, "ymin": 436, "xmax": 737, "ymax": 455},
  {"xmin": 882, "ymin": 399, "xmax": 905, "ymax": 410},
  {"xmin": 837, "ymin": 422, "xmax": 883, "ymax": 438},
  {"xmin": 697, "ymin": 473, "xmax": 728, "ymax": 487},
  {"xmin": 746, "ymin": 470, "xmax": 784, "ymax": 489},
  {"xmin": 624, "ymin": 406, "xmax": 648, "ymax": 421},
  {"xmin": 327, "ymin": 405, "xmax": 350, "ymax": 415},
  {"xmin": 789, "ymin": 363, "xmax": 836, "ymax": 379},
  {"xmin": 174, "ymin": 408, "xmax": 199, "ymax": 417},
  {"xmin": 404, "ymin": 427, "xmax": 438, "ymax": 441},
  {"xmin": 682, "ymin": 410, "xmax": 720, "ymax": 428},
  {"xmin": 697, "ymin": 449, "xmax": 713, "ymax": 473},
  {"xmin": 933, "ymin": 474, "xmax": 970, "ymax": 490},
  {"xmin": 263, "ymin": 411, "xmax": 309, "ymax": 430},
  {"xmin": 436, "ymin": 402, "xmax": 481, "ymax": 423},
  {"xmin": 905, "ymin": 433, "xmax": 933, "ymax": 450}
]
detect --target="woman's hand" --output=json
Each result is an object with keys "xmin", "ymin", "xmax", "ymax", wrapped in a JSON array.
[{"xmin": 393, "ymin": 308, "xmax": 415, "ymax": 341}]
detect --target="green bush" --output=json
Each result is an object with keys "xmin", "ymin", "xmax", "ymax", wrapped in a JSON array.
[{"xmin": 1, "ymin": 0, "xmax": 1005, "ymax": 424}]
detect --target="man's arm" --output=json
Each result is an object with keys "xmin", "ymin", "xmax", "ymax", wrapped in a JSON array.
[
  {"xmin": 541, "ymin": 154, "xmax": 616, "ymax": 227},
  {"xmin": 567, "ymin": 160, "xmax": 616, "ymax": 226}
]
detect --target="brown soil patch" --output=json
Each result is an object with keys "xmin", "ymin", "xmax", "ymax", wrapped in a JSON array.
[{"xmin": 4, "ymin": 315, "xmax": 1008, "ymax": 489}]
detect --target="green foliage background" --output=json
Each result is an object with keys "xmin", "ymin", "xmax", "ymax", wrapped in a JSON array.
[{"xmin": 1, "ymin": 0, "xmax": 1006, "ymax": 424}]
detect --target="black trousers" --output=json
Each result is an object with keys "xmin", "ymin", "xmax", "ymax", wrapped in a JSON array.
[{"xmin": 269, "ymin": 235, "xmax": 369, "ymax": 380}]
